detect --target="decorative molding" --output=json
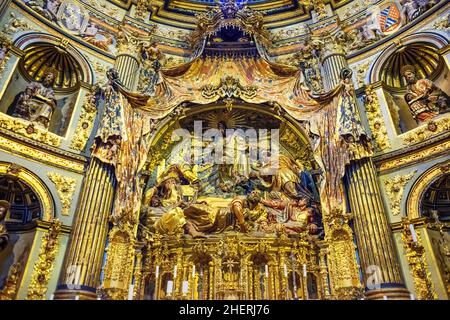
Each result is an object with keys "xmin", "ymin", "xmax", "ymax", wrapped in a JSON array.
[
  {"xmin": 378, "ymin": 140, "xmax": 450, "ymax": 172},
  {"xmin": 70, "ymin": 87, "xmax": 98, "ymax": 152},
  {"xmin": 0, "ymin": 113, "xmax": 62, "ymax": 147},
  {"xmin": 26, "ymin": 219, "xmax": 61, "ymax": 300},
  {"xmin": 0, "ymin": 262, "xmax": 21, "ymax": 300},
  {"xmin": 363, "ymin": 85, "xmax": 391, "ymax": 151},
  {"xmin": 401, "ymin": 217, "xmax": 437, "ymax": 300},
  {"xmin": 47, "ymin": 172, "xmax": 76, "ymax": 216},
  {"xmin": 406, "ymin": 161, "xmax": 450, "ymax": 219},
  {"xmin": 402, "ymin": 117, "xmax": 450, "ymax": 145},
  {"xmin": 383, "ymin": 170, "xmax": 417, "ymax": 216},
  {"xmin": 0, "ymin": 133, "xmax": 86, "ymax": 174},
  {"xmin": 0, "ymin": 162, "xmax": 54, "ymax": 221},
  {"xmin": 201, "ymin": 76, "xmax": 257, "ymax": 101}
]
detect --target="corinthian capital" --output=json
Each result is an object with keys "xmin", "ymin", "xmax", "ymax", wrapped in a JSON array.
[{"xmin": 314, "ymin": 30, "xmax": 347, "ymax": 61}]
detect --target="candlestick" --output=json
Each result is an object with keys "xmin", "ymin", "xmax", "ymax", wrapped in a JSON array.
[
  {"xmin": 303, "ymin": 264, "xmax": 307, "ymax": 277},
  {"xmin": 166, "ymin": 280, "xmax": 173, "ymax": 296},
  {"xmin": 265, "ymin": 264, "xmax": 269, "ymax": 277},
  {"xmin": 155, "ymin": 265, "xmax": 160, "ymax": 278},
  {"xmin": 128, "ymin": 284, "xmax": 134, "ymax": 300},
  {"xmin": 283, "ymin": 263, "xmax": 288, "ymax": 277},
  {"xmin": 192, "ymin": 265, "xmax": 196, "ymax": 278},
  {"xmin": 409, "ymin": 224, "xmax": 418, "ymax": 242},
  {"xmin": 182, "ymin": 280, "xmax": 189, "ymax": 295},
  {"xmin": 174, "ymin": 265, "xmax": 178, "ymax": 278}
]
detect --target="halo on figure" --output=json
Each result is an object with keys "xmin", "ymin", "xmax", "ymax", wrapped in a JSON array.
[{"xmin": 400, "ymin": 64, "xmax": 416, "ymax": 76}]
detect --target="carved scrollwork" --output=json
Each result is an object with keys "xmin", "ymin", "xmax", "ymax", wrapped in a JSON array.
[
  {"xmin": 363, "ymin": 85, "xmax": 391, "ymax": 151},
  {"xmin": 201, "ymin": 76, "xmax": 257, "ymax": 101},
  {"xmin": 26, "ymin": 219, "xmax": 62, "ymax": 300},
  {"xmin": 47, "ymin": 172, "xmax": 77, "ymax": 216},
  {"xmin": 383, "ymin": 170, "xmax": 417, "ymax": 216},
  {"xmin": 401, "ymin": 217, "xmax": 437, "ymax": 300},
  {"xmin": 70, "ymin": 86, "xmax": 98, "ymax": 151}
]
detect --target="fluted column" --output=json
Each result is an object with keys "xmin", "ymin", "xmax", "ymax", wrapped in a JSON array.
[
  {"xmin": 322, "ymin": 54, "xmax": 347, "ymax": 91},
  {"xmin": 114, "ymin": 54, "xmax": 139, "ymax": 90},
  {"xmin": 345, "ymin": 158, "xmax": 410, "ymax": 299},
  {"xmin": 0, "ymin": 0, "xmax": 11, "ymax": 19},
  {"xmin": 319, "ymin": 33, "xmax": 348, "ymax": 91},
  {"xmin": 54, "ymin": 158, "xmax": 116, "ymax": 299}
]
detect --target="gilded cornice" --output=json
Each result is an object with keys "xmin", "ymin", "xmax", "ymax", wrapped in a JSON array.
[
  {"xmin": 0, "ymin": 129, "xmax": 86, "ymax": 174},
  {"xmin": 36, "ymin": 219, "xmax": 72, "ymax": 234},
  {"xmin": 391, "ymin": 217, "xmax": 428, "ymax": 231},
  {"xmin": 374, "ymin": 134, "xmax": 450, "ymax": 174}
]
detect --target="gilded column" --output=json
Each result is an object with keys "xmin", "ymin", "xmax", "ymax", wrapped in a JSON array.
[
  {"xmin": 54, "ymin": 159, "xmax": 116, "ymax": 299},
  {"xmin": 319, "ymin": 32, "xmax": 348, "ymax": 91},
  {"xmin": 115, "ymin": 26, "xmax": 142, "ymax": 91},
  {"xmin": 114, "ymin": 54, "xmax": 139, "ymax": 90},
  {"xmin": 345, "ymin": 158, "xmax": 410, "ymax": 299},
  {"xmin": 0, "ymin": 0, "xmax": 11, "ymax": 19}
]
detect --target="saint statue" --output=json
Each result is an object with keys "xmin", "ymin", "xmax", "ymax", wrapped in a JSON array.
[
  {"xmin": 0, "ymin": 200, "xmax": 11, "ymax": 252},
  {"xmin": 138, "ymin": 41, "xmax": 163, "ymax": 96},
  {"xmin": 261, "ymin": 197, "xmax": 318, "ymax": 235},
  {"xmin": 401, "ymin": 64, "xmax": 450, "ymax": 124},
  {"xmin": 251, "ymin": 154, "xmax": 313, "ymax": 201},
  {"xmin": 145, "ymin": 162, "xmax": 234, "ymax": 238},
  {"xmin": 230, "ymin": 190, "xmax": 269, "ymax": 233},
  {"xmin": 8, "ymin": 70, "xmax": 57, "ymax": 129}
]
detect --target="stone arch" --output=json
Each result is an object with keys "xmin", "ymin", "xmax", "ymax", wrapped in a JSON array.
[
  {"xmin": 406, "ymin": 160, "xmax": 450, "ymax": 219},
  {"xmin": 0, "ymin": 162, "xmax": 55, "ymax": 222}
]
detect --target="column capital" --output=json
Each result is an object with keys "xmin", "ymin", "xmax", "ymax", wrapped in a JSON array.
[{"xmin": 314, "ymin": 30, "xmax": 347, "ymax": 63}]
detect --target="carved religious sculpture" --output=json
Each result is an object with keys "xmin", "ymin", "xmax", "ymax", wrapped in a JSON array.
[
  {"xmin": 0, "ymin": 200, "xmax": 11, "ymax": 252},
  {"xmin": 401, "ymin": 64, "xmax": 450, "ymax": 124},
  {"xmin": 138, "ymin": 41, "xmax": 163, "ymax": 96},
  {"xmin": 261, "ymin": 197, "xmax": 319, "ymax": 235},
  {"xmin": 8, "ymin": 70, "xmax": 57, "ymax": 130}
]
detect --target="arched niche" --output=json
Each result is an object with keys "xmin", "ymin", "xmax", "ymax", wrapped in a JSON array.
[
  {"xmin": 368, "ymin": 32, "xmax": 450, "ymax": 134},
  {"xmin": 143, "ymin": 102, "xmax": 318, "ymax": 202},
  {"xmin": 13, "ymin": 32, "xmax": 94, "ymax": 85},
  {"xmin": 0, "ymin": 162, "xmax": 55, "ymax": 298},
  {"xmin": 0, "ymin": 162, "xmax": 55, "ymax": 221},
  {"xmin": 0, "ymin": 32, "xmax": 95, "ymax": 136},
  {"xmin": 406, "ymin": 160, "xmax": 450, "ymax": 220}
]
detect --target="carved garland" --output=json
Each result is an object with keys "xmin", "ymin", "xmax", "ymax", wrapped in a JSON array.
[
  {"xmin": 363, "ymin": 85, "xmax": 391, "ymax": 151},
  {"xmin": 401, "ymin": 217, "xmax": 437, "ymax": 300},
  {"xmin": 201, "ymin": 76, "xmax": 257, "ymax": 101},
  {"xmin": 70, "ymin": 87, "xmax": 98, "ymax": 152},
  {"xmin": 47, "ymin": 172, "xmax": 77, "ymax": 216},
  {"xmin": 0, "ymin": 113, "xmax": 61, "ymax": 147},
  {"xmin": 383, "ymin": 170, "xmax": 417, "ymax": 216},
  {"xmin": 402, "ymin": 117, "xmax": 450, "ymax": 145},
  {"xmin": 26, "ymin": 219, "xmax": 62, "ymax": 300}
]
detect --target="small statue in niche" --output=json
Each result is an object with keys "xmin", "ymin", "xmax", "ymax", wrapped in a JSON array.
[
  {"xmin": 0, "ymin": 200, "xmax": 11, "ymax": 252},
  {"xmin": 401, "ymin": 64, "xmax": 450, "ymax": 124},
  {"xmin": 8, "ymin": 69, "xmax": 57, "ymax": 130}
]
